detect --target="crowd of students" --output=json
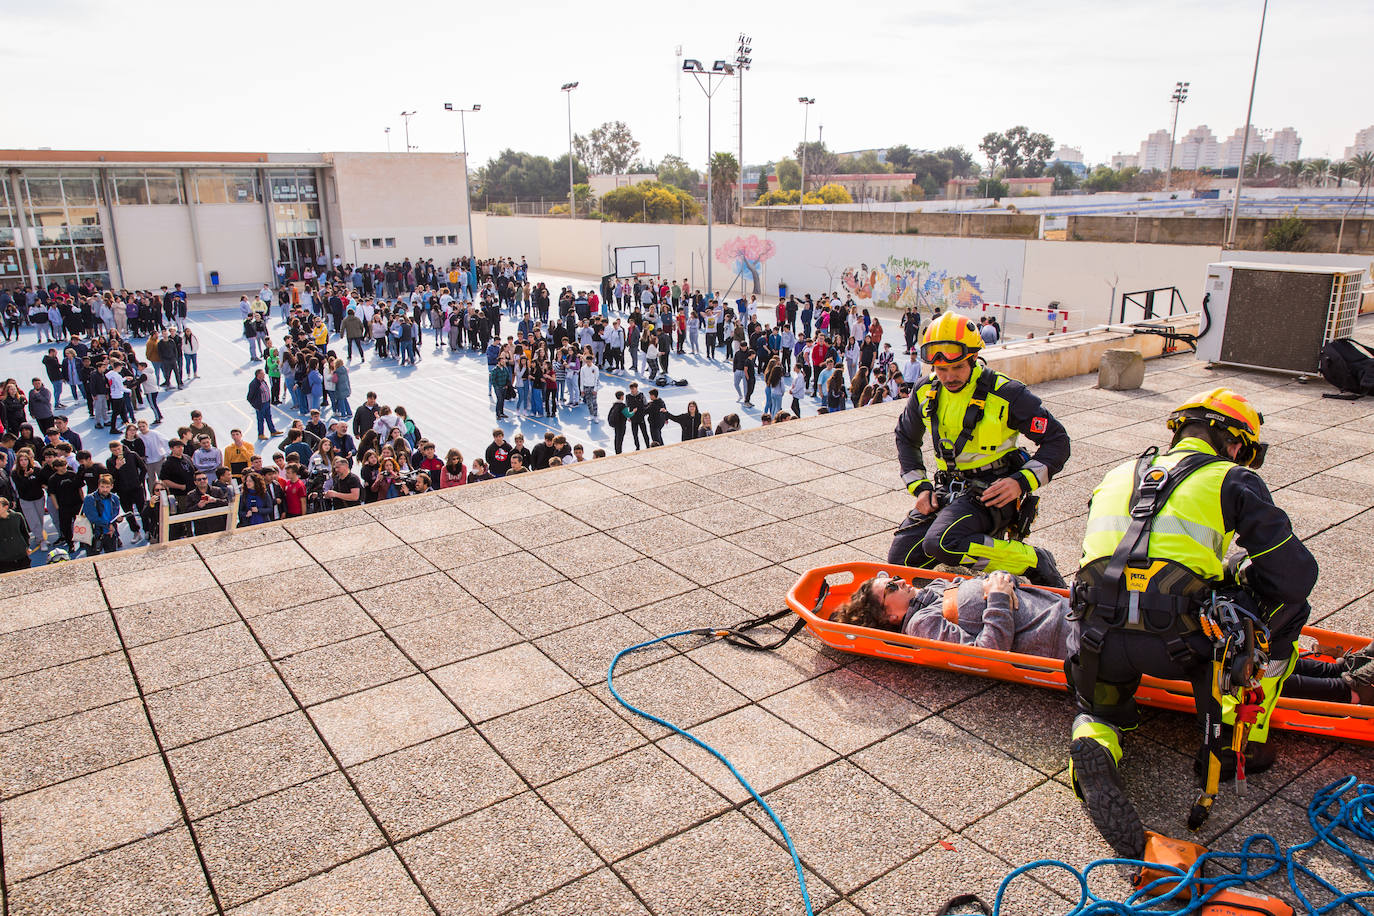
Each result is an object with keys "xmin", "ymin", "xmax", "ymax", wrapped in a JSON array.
[{"xmin": 0, "ymin": 253, "xmax": 960, "ymax": 570}]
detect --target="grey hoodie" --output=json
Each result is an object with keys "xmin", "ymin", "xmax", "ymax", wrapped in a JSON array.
[{"xmin": 899, "ymin": 577, "xmax": 1073, "ymax": 657}]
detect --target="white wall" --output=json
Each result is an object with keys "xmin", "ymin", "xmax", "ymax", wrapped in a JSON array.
[
  {"xmin": 474, "ymin": 215, "xmax": 1280, "ymax": 333},
  {"xmin": 1021, "ymin": 240, "xmax": 1219, "ymax": 328},
  {"xmin": 195, "ymin": 203, "xmax": 271, "ymax": 289},
  {"xmin": 110, "ymin": 205, "xmax": 197, "ymax": 291}
]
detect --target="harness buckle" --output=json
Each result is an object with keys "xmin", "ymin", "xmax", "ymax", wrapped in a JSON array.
[{"xmin": 1130, "ymin": 466, "xmax": 1169, "ymax": 519}]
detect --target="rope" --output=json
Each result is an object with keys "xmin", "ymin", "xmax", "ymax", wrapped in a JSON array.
[
  {"xmin": 990, "ymin": 776, "xmax": 1374, "ymax": 916},
  {"xmin": 607, "ymin": 629, "xmax": 815, "ymax": 916}
]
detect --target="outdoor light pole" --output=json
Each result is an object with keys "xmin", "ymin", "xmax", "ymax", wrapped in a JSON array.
[
  {"xmin": 798, "ymin": 97, "xmax": 814, "ymax": 231},
  {"xmin": 349, "ymin": 234, "xmax": 358, "ymax": 266},
  {"xmin": 1228, "ymin": 0, "xmax": 1268, "ymax": 248},
  {"xmin": 735, "ymin": 34, "xmax": 752, "ymax": 222},
  {"xmin": 561, "ymin": 82, "xmax": 579, "ymax": 219},
  {"xmin": 683, "ymin": 58, "xmax": 735, "ymax": 300},
  {"xmin": 1164, "ymin": 80, "xmax": 1189, "ymax": 192},
  {"xmin": 400, "ymin": 111, "xmax": 417, "ymax": 152},
  {"xmin": 444, "ymin": 103, "xmax": 482, "ymax": 288},
  {"xmin": 385, "ymin": 127, "xmax": 391, "ymax": 153}
]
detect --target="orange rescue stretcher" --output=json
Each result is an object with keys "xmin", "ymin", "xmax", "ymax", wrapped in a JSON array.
[{"xmin": 785, "ymin": 561, "xmax": 1374, "ymax": 746}]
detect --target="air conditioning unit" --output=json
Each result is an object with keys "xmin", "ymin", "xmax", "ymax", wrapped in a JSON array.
[{"xmin": 1195, "ymin": 262, "xmax": 1365, "ymax": 375}]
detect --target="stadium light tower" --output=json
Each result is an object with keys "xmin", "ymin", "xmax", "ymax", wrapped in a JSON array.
[
  {"xmin": 561, "ymin": 82, "xmax": 579, "ymax": 219},
  {"xmin": 444, "ymin": 103, "xmax": 481, "ymax": 287},
  {"xmin": 798, "ymin": 97, "xmax": 815, "ymax": 230},
  {"xmin": 735, "ymin": 34, "xmax": 752, "ymax": 221},
  {"xmin": 683, "ymin": 57, "xmax": 735, "ymax": 299},
  {"xmin": 1164, "ymin": 81, "xmax": 1189, "ymax": 192}
]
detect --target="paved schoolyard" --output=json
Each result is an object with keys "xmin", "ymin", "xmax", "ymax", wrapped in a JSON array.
[{"xmin": 0, "ymin": 328, "xmax": 1371, "ymax": 914}]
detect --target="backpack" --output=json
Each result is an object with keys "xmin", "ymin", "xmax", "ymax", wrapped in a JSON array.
[{"xmin": 1318, "ymin": 338, "xmax": 1374, "ymax": 399}]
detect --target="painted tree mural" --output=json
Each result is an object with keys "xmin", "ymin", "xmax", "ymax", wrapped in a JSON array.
[{"xmin": 715, "ymin": 235, "xmax": 776, "ymax": 296}]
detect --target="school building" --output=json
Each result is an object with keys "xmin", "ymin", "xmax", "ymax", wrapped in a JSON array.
[{"xmin": 0, "ymin": 149, "xmax": 472, "ymax": 294}]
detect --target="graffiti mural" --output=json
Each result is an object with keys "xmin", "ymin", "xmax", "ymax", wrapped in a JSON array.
[
  {"xmin": 715, "ymin": 235, "xmax": 776, "ymax": 296},
  {"xmin": 839, "ymin": 255, "xmax": 984, "ymax": 313}
]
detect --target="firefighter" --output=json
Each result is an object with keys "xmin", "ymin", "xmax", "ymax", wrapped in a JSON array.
[
  {"xmin": 890, "ymin": 312, "xmax": 1070, "ymax": 586},
  {"xmin": 1066, "ymin": 387, "xmax": 1317, "ymax": 857}
]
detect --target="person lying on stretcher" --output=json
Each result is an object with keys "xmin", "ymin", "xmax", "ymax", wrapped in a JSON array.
[{"xmin": 831, "ymin": 570, "xmax": 1373, "ymax": 705}]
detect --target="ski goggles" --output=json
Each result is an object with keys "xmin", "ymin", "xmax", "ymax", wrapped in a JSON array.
[{"xmin": 918, "ymin": 340, "xmax": 978, "ymax": 365}]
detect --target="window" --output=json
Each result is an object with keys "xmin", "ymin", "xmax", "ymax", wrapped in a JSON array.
[
  {"xmin": 423, "ymin": 236, "xmax": 434, "ymax": 246},
  {"xmin": 434, "ymin": 236, "xmax": 446, "ymax": 245},
  {"xmin": 110, "ymin": 169, "xmax": 184, "ymax": 206},
  {"xmin": 384, "ymin": 238, "xmax": 396, "ymax": 248},
  {"xmin": 447, "ymin": 235, "xmax": 459, "ymax": 244},
  {"xmin": 371, "ymin": 238, "xmax": 382, "ymax": 248},
  {"xmin": 360, "ymin": 238, "xmax": 372, "ymax": 249},
  {"xmin": 194, "ymin": 169, "xmax": 260, "ymax": 204}
]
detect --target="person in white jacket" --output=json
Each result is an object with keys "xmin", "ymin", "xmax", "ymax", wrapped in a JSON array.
[{"xmin": 579, "ymin": 360, "xmax": 600, "ymax": 420}]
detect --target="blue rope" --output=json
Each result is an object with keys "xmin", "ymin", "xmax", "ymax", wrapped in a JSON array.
[
  {"xmin": 607, "ymin": 629, "xmax": 815, "ymax": 916},
  {"xmin": 992, "ymin": 776, "xmax": 1374, "ymax": 916}
]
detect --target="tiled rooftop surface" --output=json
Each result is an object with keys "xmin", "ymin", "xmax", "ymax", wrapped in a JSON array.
[{"xmin": 3, "ymin": 343, "xmax": 1373, "ymax": 915}]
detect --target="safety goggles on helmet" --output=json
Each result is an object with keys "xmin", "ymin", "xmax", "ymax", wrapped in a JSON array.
[
  {"xmin": 919, "ymin": 340, "xmax": 979, "ymax": 365},
  {"xmin": 1167, "ymin": 388, "xmax": 1267, "ymax": 469}
]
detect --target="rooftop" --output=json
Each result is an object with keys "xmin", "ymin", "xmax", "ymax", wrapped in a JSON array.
[{"xmin": 2, "ymin": 340, "xmax": 1373, "ymax": 914}]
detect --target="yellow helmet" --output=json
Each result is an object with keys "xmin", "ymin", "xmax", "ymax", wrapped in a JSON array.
[
  {"xmin": 1167, "ymin": 387, "xmax": 1267, "ymax": 467},
  {"xmin": 920, "ymin": 312, "xmax": 984, "ymax": 365}
]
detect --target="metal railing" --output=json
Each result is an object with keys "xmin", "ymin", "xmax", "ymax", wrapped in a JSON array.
[{"xmin": 1119, "ymin": 286, "xmax": 1190, "ymax": 324}]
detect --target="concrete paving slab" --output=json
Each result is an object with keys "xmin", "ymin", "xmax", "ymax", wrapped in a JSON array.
[
  {"xmin": 659, "ymin": 706, "xmax": 836, "ymax": 804},
  {"xmin": 1, "ymin": 651, "xmax": 136, "ymax": 733},
  {"xmin": 0, "ymin": 698, "xmax": 156, "ymax": 800},
  {"xmin": 348, "ymin": 728, "xmax": 525, "ymax": 841},
  {"xmin": 227, "ymin": 848, "xmax": 430, "ymax": 916},
  {"xmin": 4, "ymin": 827, "xmax": 214, "ymax": 916},
  {"xmin": 397, "ymin": 792, "xmax": 600, "ymax": 916},
  {"xmin": 505, "ymin": 868, "xmax": 650, "ymax": 916},
  {"xmin": 277, "ymin": 631, "xmax": 418, "ymax": 707},
  {"xmin": 539, "ymin": 744, "xmax": 729, "ymax": 861},
  {"xmin": 0, "ymin": 612, "xmax": 120, "ymax": 679},
  {"xmin": 430, "ymin": 642, "xmax": 579, "ymax": 723},
  {"xmin": 478, "ymin": 690, "xmax": 645, "ymax": 786},
  {"xmin": 310, "ymin": 675, "xmax": 466, "ymax": 767},
  {"xmin": 248, "ymin": 594, "xmax": 378, "ymax": 659},
  {"xmin": 143, "ymin": 662, "xmax": 296, "ymax": 748},
  {"xmin": 112, "ymin": 586, "xmax": 237, "ymax": 649},
  {"xmin": 594, "ymin": 652, "xmax": 750, "ymax": 741},
  {"xmin": 193, "ymin": 772, "xmax": 383, "ymax": 909}
]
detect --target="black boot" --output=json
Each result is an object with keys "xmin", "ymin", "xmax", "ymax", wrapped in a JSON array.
[
  {"xmin": 1026, "ymin": 546, "xmax": 1068, "ymax": 588},
  {"xmin": 1071, "ymin": 737, "xmax": 1146, "ymax": 859}
]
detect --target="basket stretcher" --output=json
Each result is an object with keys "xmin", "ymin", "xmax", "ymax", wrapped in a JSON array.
[{"xmin": 785, "ymin": 561, "xmax": 1374, "ymax": 746}]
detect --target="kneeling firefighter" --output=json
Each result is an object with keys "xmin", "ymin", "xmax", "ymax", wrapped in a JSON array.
[
  {"xmin": 1066, "ymin": 388, "xmax": 1317, "ymax": 858},
  {"xmin": 889, "ymin": 312, "xmax": 1070, "ymax": 586}
]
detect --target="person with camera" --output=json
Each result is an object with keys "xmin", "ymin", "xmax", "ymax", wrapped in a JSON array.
[{"xmin": 322, "ymin": 456, "xmax": 362, "ymax": 510}]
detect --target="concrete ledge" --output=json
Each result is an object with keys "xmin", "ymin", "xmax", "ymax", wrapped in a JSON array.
[{"xmin": 983, "ymin": 315, "xmax": 1203, "ymax": 386}]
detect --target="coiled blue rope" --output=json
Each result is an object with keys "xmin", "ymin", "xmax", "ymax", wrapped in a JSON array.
[
  {"xmin": 992, "ymin": 776, "xmax": 1374, "ymax": 916},
  {"xmin": 607, "ymin": 629, "xmax": 815, "ymax": 916}
]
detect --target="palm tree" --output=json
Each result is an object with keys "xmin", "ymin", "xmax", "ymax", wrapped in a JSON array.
[
  {"xmin": 1331, "ymin": 160, "xmax": 1356, "ymax": 188},
  {"xmin": 1354, "ymin": 152, "xmax": 1374, "ymax": 189},
  {"xmin": 1280, "ymin": 160, "xmax": 1304, "ymax": 188},
  {"xmin": 709, "ymin": 152, "xmax": 740, "ymax": 224},
  {"xmin": 1303, "ymin": 158, "xmax": 1332, "ymax": 188},
  {"xmin": 1246, "ymin": 151, "xmax": 1276, "ymax": 179}
]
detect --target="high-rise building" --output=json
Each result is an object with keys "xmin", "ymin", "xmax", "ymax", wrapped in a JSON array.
[
  {"xmin": 1220, "ymin": 126, "xmax": 1264, "ymax": 170},
  {"xmin": 1048, "ymin": 146, "xmax": 1087, "ymax": 177},
  {"xmin": 1266, "ymin": 127, "xmax": 1301, "ymax": 165},
  {"xmin": 1136, "ymin": 129, "xmax": 1173, "ymax": 172},
  {"xmin": 1344, "ymin": 125, "xmax": 1374, "ymax": 160},
  {"xmin": 1111, "ymin": 153, "xmax": 1139, "ymax": 171},
  {"xmin": 1175, "ymin": 126, "xmax": 1220, "ymax": 170}
]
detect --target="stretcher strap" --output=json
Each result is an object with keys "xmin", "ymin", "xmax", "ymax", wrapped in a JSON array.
[{"xmin": 721, "ymin": 582, "xmax": 828, "ymax": 652}]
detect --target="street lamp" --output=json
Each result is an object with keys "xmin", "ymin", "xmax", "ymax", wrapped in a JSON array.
[
  {"xmin": 400, "ymin": 111, "xmax": 417, "ymax": 152},
  {"xmin": 683, "ymin": 57, "xmax": 735, "ymax": 300},
  {"xmin": 735, "ymin": 34, "xmax": 752, "ymax": 222},
  {"xmin": 798, "ymin": 97, "xmax": 815, "ymax": 230},
  {"xmin": 349, "ymin": 233, "xmax": 358, "ymax": 267},
  {"xmin": 385, "ymin": 127, "xmax": 391, "ymax": 153},
  {"xmin": 561, "ymin": 82, "xmax": 579, "ymax": 219},
  {"xmin": 444, "ymin": 103, "xmax": 482, "ymax": 293},
  {"xmin": 1227, "ymin": 0, "xmax": 1269, "ymax": 248},
  {"xmin": 1164, "ymin": 81, "xmax": 1189, "ymax": 192}
]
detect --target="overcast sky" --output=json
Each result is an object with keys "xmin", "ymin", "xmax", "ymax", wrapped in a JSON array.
[{"xmin": 4, "ymin": 0, "xmax": 1368, "ymax": 170}]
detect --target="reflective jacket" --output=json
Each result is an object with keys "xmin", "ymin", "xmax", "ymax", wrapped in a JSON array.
[
  {"xmin": 895, "ymin": 364, "xmax": 1069, "ymax": 496},
  {"xmin": 1080, "ymin": 438, "xmax": 1316, "ymax": 608}
]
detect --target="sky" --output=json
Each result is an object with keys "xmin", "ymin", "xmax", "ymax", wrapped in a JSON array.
[{"xmin": 4, "ymin": 0, "xmax": 1370, "ymax": 171}]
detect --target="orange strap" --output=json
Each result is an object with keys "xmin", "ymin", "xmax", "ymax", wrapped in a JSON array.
[{"xmin": 942, "ymin": 586, "xmax": 960, "ymax": 624}]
